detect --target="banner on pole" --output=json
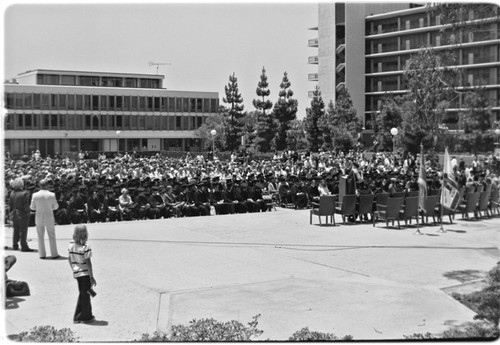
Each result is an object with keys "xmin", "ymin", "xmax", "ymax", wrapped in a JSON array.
[
  {"xmin": 418, "ymin": 145, "xmax": 427, "ymax": 213},
  {"xmin": 441, "ymin": 148, "xmax": 461, "ymax": 211}
]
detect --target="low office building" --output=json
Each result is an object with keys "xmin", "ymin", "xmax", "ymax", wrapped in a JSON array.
[{"xmin": 4, "ymin": 69, "xmax": 219, "ymax": 157}]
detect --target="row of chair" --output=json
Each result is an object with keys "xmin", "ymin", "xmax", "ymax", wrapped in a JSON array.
[{"xmin": 310, "ymin": 188, "xmax": 500, "ymax": 228}]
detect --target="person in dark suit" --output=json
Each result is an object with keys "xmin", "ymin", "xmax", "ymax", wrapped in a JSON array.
[{"xmin": 8, "ymin": 178, "xmax": 34, "ymax": 252}]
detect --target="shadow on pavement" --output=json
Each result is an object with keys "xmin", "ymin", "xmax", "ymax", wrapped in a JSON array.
[{"xmin": 5, "ymin": 296, "xmax": 26, "ymax": 309}]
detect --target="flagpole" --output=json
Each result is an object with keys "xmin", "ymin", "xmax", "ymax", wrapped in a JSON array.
[
  {"xmin": 414, "ymin": 143, "xmax": 424, "ymax": 235},
  {"xmin": 437, "ymin": 147, "xmax": 448, "ymax": 233}
]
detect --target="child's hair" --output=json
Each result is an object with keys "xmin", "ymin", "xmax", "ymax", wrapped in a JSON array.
[{"xmin": 73, "ymin": 224, "xmax": 88, "ymax": 245}]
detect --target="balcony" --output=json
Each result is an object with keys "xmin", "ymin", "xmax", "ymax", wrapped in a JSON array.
[
  {"xmin": 336, "ymin": 82, "xmax": 346, "ymax": 92},
  {"xmin": 336, "ymin": 63, "xmax": 345, "ymax": 74},
  {"xmin": 308, "ymin": 56, "xmax": 319, "ymax": 64},
  {"xmin": 336, "ymin": 43, "xmax": 346, "ymax": 55},
  {"xmin": 308, "ymin": 91, "xmax": 316, "ymax": 98},
  {"xmin": 308, "ymin": 73, "xmax": 319, "ymax": 81},
  {"xmin": 308, "ymin": 38, "xmax": 319, "ymax": 47}
]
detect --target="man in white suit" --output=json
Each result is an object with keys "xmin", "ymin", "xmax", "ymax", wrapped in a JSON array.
[{"xmin": 30, "ymin": 179, "xmax": 60, "ymax": 259}]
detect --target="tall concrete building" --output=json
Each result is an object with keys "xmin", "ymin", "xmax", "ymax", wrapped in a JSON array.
[{"xmin": 308, "ymin": 2, "xmax": 500, "ymax": 134}]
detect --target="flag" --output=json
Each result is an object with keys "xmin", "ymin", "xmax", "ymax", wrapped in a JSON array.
[
  {"xmin": 417, "ymin": 145, "xmax": 427, "ymax": 213},
  {"xmin": 441, "ymin": 147, "xmax": 461, "ymax": 211}
]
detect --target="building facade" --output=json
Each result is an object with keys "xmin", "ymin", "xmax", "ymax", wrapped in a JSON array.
[
  {"xmin": 308, "ymin": 3, "xmax": 500, "ymax": 134},
  {"xmin": 4, "ymin": 69, "xmax": 219, "ymax": 157}
]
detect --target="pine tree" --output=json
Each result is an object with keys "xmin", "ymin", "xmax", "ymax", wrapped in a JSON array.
[
  {"xmin": 273, "ymin": 72, "xmax": 298, "ymax": 151},
  {"xmin": 252, "ymin": 67, "xmax": 274, "ymax": 152},
  {"xmin": 304, "ymin": 85, "xmax": 325, "ymax": 152},
  {"xmin": 317, "ymin": 100, "xmax": 335, "ymax": 151},
  {"xmin": 223, "ymin": 73, "xmax": 245, "ymax": 151}
]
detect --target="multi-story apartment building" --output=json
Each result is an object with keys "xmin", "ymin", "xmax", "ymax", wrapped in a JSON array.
[
  {"xmin": 3, "ymin": 69, "xmax": 219, "ymax": 157},
  {"xmin": 308, "ymin": 3, "xmax": 500, "ymax": 137}
]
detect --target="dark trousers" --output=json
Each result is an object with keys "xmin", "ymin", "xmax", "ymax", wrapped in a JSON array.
[
  {"xmin": 12, "ymin": 212, "xmax": 29, "ymax": 250},
  {"xmin": 74, "ymin": 275, "xmax": 93, "ymax": 322}
]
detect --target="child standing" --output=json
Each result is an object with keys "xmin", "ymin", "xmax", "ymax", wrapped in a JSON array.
[{"xmin": 68, "ymin": 224, "xmax": 96, "ymax": 323}]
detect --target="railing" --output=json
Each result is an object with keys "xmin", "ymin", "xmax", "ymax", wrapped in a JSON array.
[
  {"xmin": 308, "ymin": 56, "xmax": 319, "ymax": 64},
  {"xmin": 308, "ymin": 38, "xmax": 319, "ymax": 47}
]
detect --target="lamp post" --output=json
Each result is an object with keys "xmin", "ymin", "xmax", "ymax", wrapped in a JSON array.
[
  {"xmin": 495, "ymin": 128, "xmax": 500, "ymax": 147},
  {"xmin": 210, "ymin": 129, "xmax": 217, "ymax": 160},
  {"xmin": 390, "ymin": 127, "xmax": 398, "ymax": 154},
  {"xmin": 116, "ymin": 130, "xmax": 121, "ymax": 155}
]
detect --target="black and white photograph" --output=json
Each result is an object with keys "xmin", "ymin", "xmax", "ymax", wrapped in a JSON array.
[{"xmin": 2, "ymin": 0, "xmax": 499, "ymax": 342}]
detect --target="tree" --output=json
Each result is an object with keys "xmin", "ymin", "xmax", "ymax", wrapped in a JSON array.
[
  {"xmin": 223, "ymin": 73, "xmax": 245, "ymax": 151},
  {"xmin": 373, "ymin": 95, "xmax": 404, "ymax": 152},
  {"xmin": 331, "ymin": 85, "xmax": 360, "ymax": 152},
  {"xmin": 194, "ymin": 110, "xmax": 227, "ymax": 151},
  {"xmin": 458, "ymin": 89, "xmax": 494, "ymax": 153},
  {"xmin": 273, "ymin": 72, "xmax": 298, "ymax": 151},
  {"xmin": 304, "ymin": 85, "xmax": 325, "ymax": 152},
  {"xmin": 252, "ymin": 67, "xmax": 275, "ymax": 152},
  {"xmin": 286, "ymin": 119, "xmax": 308, "ymax": 151},
  {"xmin": 317, "ymin": 101, "xmax": 336, "ymax": 151},
  {"xmin": 402, "ymin": 47, "xmax": 458, "ymax": 153}
]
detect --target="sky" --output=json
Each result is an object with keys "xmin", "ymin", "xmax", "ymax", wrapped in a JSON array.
[{"xmin": 2, "ymin": 0, "xmax": 319, "ymax": 118}]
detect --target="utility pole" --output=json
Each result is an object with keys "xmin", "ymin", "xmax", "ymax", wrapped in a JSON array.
[{"xmin": 148, "ymin": 61, "xmax": 171, "ymax": 75}]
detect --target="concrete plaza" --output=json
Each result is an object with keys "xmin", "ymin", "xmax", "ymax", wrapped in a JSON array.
[{"xmin": 3, "ymin": 208, "xmax": 499, "ymax": 341}]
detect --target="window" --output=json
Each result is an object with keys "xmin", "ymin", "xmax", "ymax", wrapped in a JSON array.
[
  {"xmin": 147, "ymin": 97, "xmax": 154, "ymax": 111},
  {"xmin": 59, "ymin": 114, "xmax": 65, "ymax": 129},
  {"xmin": 176, "ymin": 98, "xmax": 182, "ymax": 112},
  {"xmin": 59, "ymin": 94, "xmax": 67, "ymax": 109},
  {"xmin": 211, "ymin": 99, "xmax": 217, "ymax": 113},
  {"xmin": 15, "ymin": 94, "xmax": 23, "ymax": 109},
  {"xmin": 37, "ymin": 74, "xmax": 59, "ymax": 85},
  {"xmin": 183, "ymin": 98, "xmax": 189, "ymax": 112},
  {"xmin": 197, "ymin": 98, "xmax": 202, "ymax": 112},
  {"xmin": 25, "ymin": 114, "xmax": 32, "ymax": 128},
  {"xmin": 79, "ymin": 76, "xmax": 99, "ymax": 86},
  {"xmin": 51, "ymin": 94, "xmax": 59, "ymax": 109},
  {"xmin": 24, "ymin": 94, "xmax": 32, "ymax": 108},
  {"xmin": 116, "ymin": 96, "xmax": 123, "ymax": 110},
  {"xmin": 51, "ymin": 114, "xmax": 58, "ymax": 129},
  {"xmin": 190, "ymin": 98, "xmax": 196, "ymax": 112},
  {"xmin": 109, "ymin": 96, "xmax": 115, "ymax": 110},
  {"xmin": 139, "ymin": 115, "xmax": 145, "ymax": 129},
  {"xmin": 125, "ymin": 78, "xmax": 137, "ymax": 88},
  {"xmin": 162, "ymin": 116, "xmax": 169, "ymax": 130},
  {"xmin": 75, "ymin": 114, "xmax": 83, "ymax": 129},
  {"xmin": 146, "ymin": 115, "xmax": 155, "ymax": 129},
  {"xmin": 116, "ymin": 115, "xmax": 123, "ymax": 128},
  {"xmin": 176, "ymin": 116, "xmax": 181, "ymax": 129},
  {"xmin": 100, "ymin": 96, "xmax": 108, "ymax": 110},
  {"xmin": 61, "ymin": 75, "xmax": 76, "ymax": 85},
  {"xmin": 131, "ymin": 96, "xmax": 138, "ymax": 111},
  {"xmin": 168, "ymin": 97, "xmax": 175, "ymax": 112},
  {"xmin": 43, "ymin": 114, "xmax": 50, "ymax": 129},
  {"xmin": 130, "ymin": 115, "xmax": 137, "ymax": 129},
  {"xmin": 84, "ymin": 95, "xmax": 91, "ymax": 110},
  {"xmin": 76, "ymin": 95, "xmax": 83, "ymax": 110},
  {"xmin": 34, "ymin": 94, "xmax": 41, "ymax": 110},
  {"xmin": 17, "ymin": 114, "xmax": 23, "ymax": 128},
  {"xmin": 41, "ymin": 94, "xmax": 50, "ymax": 109},
  {"xmin": 139, "ymin": 97, "xmax": 146, "ymax": 111},
  {"xmin": 154, "ymin": 97, "xmax": 160, "ymax": 111},
  {"xmin": 203, "ymin": 99, "xmax": 210, "ymax": 112},
  {"xmin": 161, "ymin": 97, "xmax": 168, "ymax": 111},
  {"xmin": 92, "ymin": 95, "xmax": 99, "ymax": 110},
  {"xmin": 124, "ymin": 96, "xmax": 130, "ymax": 110},
  {"xmin": 67, "ymin": 114, "xmax": 74, "ymax": 129},
  {"xmin": 124, "ymin": 115, "xmax": 130, "ymax": 129}
]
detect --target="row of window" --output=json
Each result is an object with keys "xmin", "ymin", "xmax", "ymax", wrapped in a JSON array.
[
  {"xmin": 366, "ymin": 29, "xmax": 499, "ymax": 55},
  {"xmin": 37, "ymin": 74, "xmax": 162, "ymax": 89},
  {"xmin": 4, "ymin": 113, "xmax": 207, "ymax": 131},
  {"xmin": 366, "ymin": 5, "xmax": 498, "ymax": 36},
  {"xmin": 367, "ymin": 45, "xmax": 499, "ymax": 73},
  {"xmin": 4, "ymin": 92, "xmax": 219, "ymax": 113},
  {"xmin": 365, "ymin": 68, "xmax": 499, "ymax": 93}
]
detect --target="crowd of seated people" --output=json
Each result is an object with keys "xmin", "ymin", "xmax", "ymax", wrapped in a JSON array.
[{"xmin": 4, "ymin": 148, "xmax": 499, "ymax": 226}]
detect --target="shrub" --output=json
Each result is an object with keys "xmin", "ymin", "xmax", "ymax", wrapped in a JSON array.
[
  {"xmin": 451, "ymin": 262, "xmax": 500, "ymax": 326},
  {"xmin": 17, "ymin": 325, "xmax": 78, "ymax": 342},
  {"xmin": 289, "ymin": 327, "xmax": 353, "ymax": 341},
  {"xmin": 139, "ymin": 314, "xmax": 263, "ymax": 342}
]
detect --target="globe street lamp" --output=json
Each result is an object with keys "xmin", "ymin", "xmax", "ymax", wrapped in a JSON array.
[
  {"xmin": 210, "ymin": 129, "xmax": 217, "ymax": 160},
  {"xmin": 116, "ymin": 130, "xmax": 121, "ymax": 155},
  {"xmin": 390, "ymin": 127, "xmax": 398, "ymax": 154}
]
